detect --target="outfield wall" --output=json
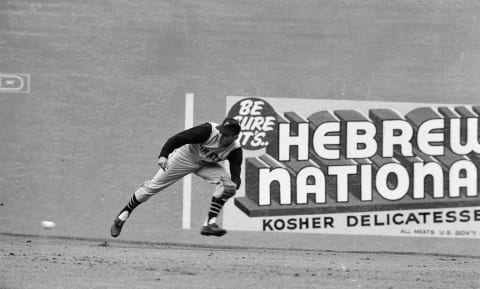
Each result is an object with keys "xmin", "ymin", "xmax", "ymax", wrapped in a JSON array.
[{"xmin": 1, "ymin": 0, "xmax": 480, "ymax": 255}]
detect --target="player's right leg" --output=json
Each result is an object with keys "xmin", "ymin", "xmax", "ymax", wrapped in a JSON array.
[
  {"xmin": 111, "ymin": 150, "xmax": 198, "ymax": 237},
  {"xmin": 111, "ymin": 184, "xmax": 156, "ymax": 238}
]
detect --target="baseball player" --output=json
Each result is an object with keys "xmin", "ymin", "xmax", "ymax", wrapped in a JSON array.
[{"xmin": 111, "ymin": 117, "xmax": 243, "ymax": 237}]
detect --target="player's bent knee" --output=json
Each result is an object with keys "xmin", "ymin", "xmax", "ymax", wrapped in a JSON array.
[{"xmin": 220, "ymin": 189, "xmax": 236, "ymax": 200}]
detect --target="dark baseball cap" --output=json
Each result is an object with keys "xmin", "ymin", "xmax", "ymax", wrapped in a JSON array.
[{"xmin": 216, "ymin": 117, "xmax": 241, "ymax": 136}]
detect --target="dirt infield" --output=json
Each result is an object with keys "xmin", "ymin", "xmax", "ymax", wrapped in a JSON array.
[{"xmin": 1, "ymin": 233, "xmax": 479, "ymax": 289}]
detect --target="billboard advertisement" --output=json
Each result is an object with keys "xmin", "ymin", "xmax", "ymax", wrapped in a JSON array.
[{"xmin": 222, "ymin": 96, "xmax": 480, "ymax": 238}]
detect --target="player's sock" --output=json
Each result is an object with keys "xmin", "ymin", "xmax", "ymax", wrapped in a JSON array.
[
  {"xmin": 205, "ymin": 196, "xmax": 226, "ymax": 225},
  {"xmin": 118, "ymin": 194, "xmax": 141, "ymax": 220}
]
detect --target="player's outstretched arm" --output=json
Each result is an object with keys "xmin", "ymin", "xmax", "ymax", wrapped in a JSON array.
[{"xmin": 158, "ymin": 123, "xmax": 212, "ymax": 159}]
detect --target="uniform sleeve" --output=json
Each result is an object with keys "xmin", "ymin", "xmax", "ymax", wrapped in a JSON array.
[
  {"xmin": 227, "ymin": 147, "xmax": 243, "ymax": 189},
  {"xmin": 159, "ymin": 123, "xmax": 212, "ymax": 158}
]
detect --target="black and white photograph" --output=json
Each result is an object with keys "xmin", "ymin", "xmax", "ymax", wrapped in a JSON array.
[{"xmin": 1, "ymin": 1, "xmax": 479, "ymax": 288}]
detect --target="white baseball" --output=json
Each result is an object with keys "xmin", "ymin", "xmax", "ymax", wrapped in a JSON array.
[{"xmin": 41, "ymin": 220, "xmax": 56, "ymax": 229}]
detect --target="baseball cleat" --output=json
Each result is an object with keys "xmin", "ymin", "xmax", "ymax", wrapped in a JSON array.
[
  {"xmin": 110, "ymin": 217, "xmax": 125, "ymax": 238},
  {"xmin": 200, "ymin": 223, "xmax": 227, "ymax": 237}
]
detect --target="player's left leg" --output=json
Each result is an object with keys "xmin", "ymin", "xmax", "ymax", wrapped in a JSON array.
[
  {"xmin": 195, "ymin": 163, "xmax": 234, "ymax": 237},
  {"xmin": 111, "ymin": 149, "xmax": 200, "ymax": 237}
]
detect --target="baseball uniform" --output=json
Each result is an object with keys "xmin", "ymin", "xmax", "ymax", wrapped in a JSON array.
[{"xmin": 111, "ymin": 118, "xmax": 243, "ymax": 237}]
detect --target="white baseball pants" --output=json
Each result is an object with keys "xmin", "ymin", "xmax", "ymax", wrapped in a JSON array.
[{"xmin": 134, "ymin": 148, "xmax": 231, "ymax": 203}]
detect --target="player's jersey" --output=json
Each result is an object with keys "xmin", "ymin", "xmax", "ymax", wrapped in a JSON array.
[
  {"xmin": 186, "ymin": 122, "xmax": 241, "ymax": 164},
  {"xmin": 159, "ymin": 121, "xmax": 243, "ymax": 186}
]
